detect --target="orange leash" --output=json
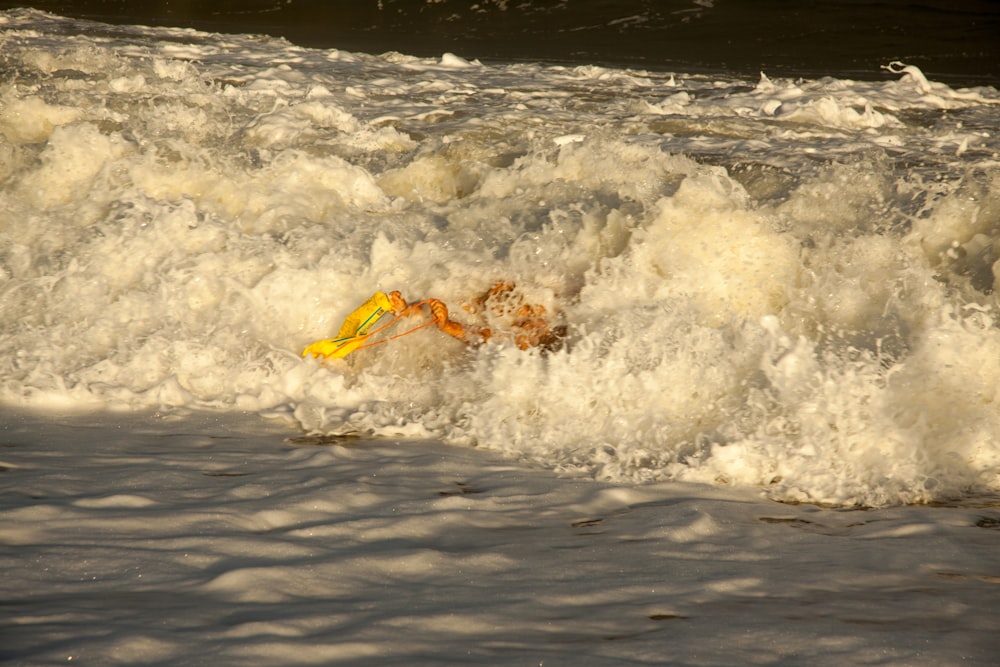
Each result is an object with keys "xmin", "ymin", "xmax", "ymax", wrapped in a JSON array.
[{"xmin": 350, "ymin": 299, "xmax": 437, "ymax": 353}]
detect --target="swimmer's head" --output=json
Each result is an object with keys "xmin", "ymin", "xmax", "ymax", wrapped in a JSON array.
[{"xmin": 466, "ymin": 282, "xmax": 564, "ymax": 350}]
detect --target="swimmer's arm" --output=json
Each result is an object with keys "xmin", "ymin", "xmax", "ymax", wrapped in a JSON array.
[{"xmin": 429, "ymin": 299, "xmax": 490, "ymax": 345}]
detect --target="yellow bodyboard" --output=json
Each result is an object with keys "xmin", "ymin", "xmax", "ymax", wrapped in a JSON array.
[{"xmin": 303, "ymin": 292, "xmax": 394, "ymax": 360}]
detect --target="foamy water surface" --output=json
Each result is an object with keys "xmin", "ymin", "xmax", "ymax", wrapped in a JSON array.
[{"xmin": 2, "ymin": 9, "xmax": 1000, "ymax": 507}]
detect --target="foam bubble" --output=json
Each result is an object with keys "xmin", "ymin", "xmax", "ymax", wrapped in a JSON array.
[{"xmin": 0, "ymin": 92, "xmax": 84, "ymax": 145}]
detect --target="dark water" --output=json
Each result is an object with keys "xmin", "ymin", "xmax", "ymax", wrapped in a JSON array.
[{"xmin": 1, "ymin": 0, "xmax": 997, "ymax": 85}]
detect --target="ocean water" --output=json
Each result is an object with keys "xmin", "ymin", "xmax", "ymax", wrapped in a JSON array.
[
  {"xmin": 2, "ymin": 0, "xmax": 998, "ymax": 85},
  {"xmin": 1, "ymin": 8, "xmax": 999, "ymax": 508},
  {"xmin": 2, "ymin": 7, "xmax": 1000, "ymax": 665},
  {"xmin": 3, "ymin": 408, "xmax": 997, "ymax": 665}
]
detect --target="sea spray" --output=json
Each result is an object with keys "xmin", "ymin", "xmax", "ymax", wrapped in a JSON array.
[{"xmin": 2, "ymin": 10, "xmax": 999, "ymax": 506}]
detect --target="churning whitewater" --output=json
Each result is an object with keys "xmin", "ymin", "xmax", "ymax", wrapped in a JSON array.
[{"xmin": 1, "ymin": 9, "xmax": 1000, "ymax": 507}]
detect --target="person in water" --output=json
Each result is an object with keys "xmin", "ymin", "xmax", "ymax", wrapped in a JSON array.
[{"xmin": 303, "ymin": 282, "xmax": 564, "ymax": 360}]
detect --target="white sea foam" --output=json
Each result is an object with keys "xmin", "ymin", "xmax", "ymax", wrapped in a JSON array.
[{"xmin": 1, "ymin": 10, "xmax": 1000, "ymax": 507}]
